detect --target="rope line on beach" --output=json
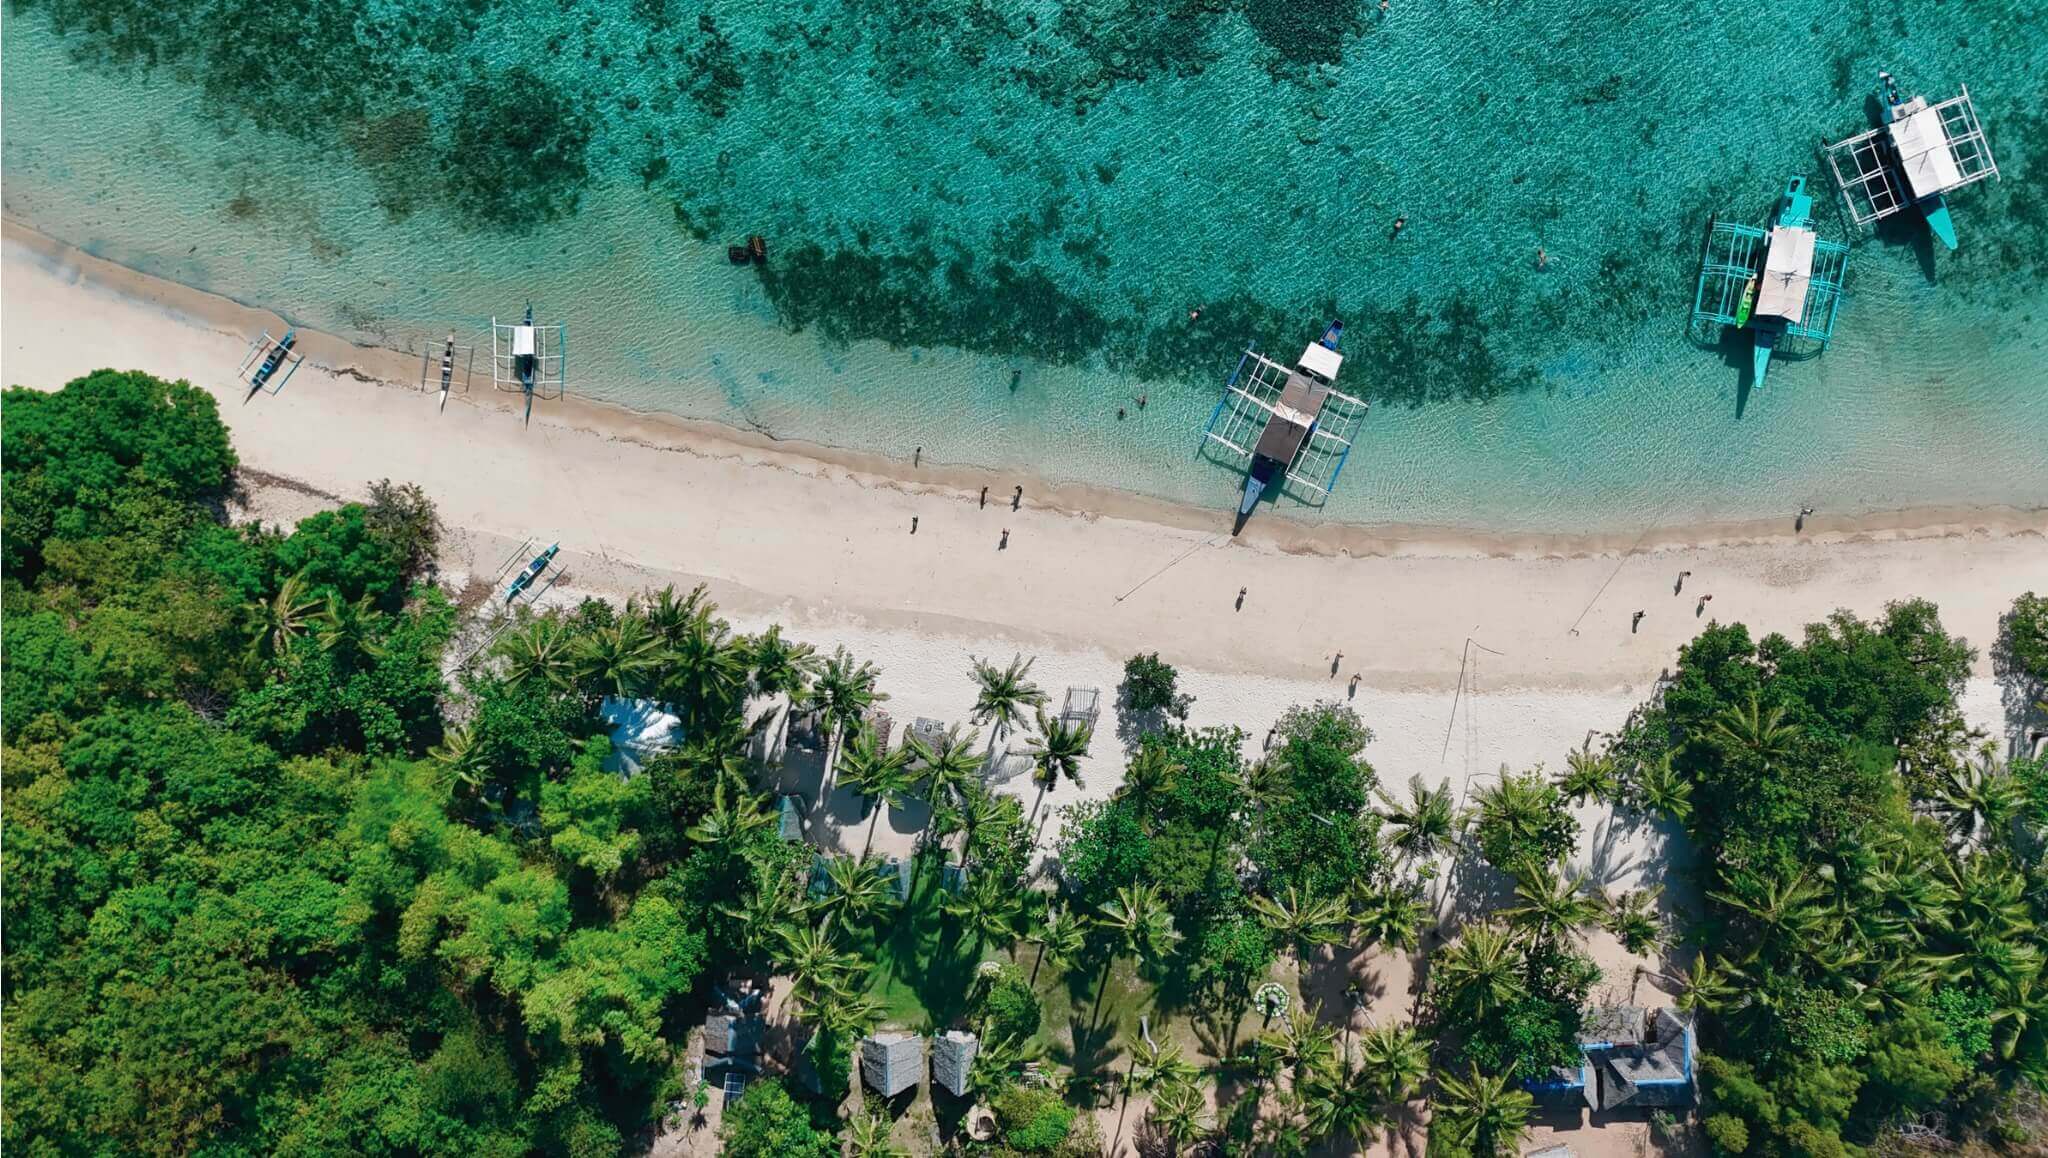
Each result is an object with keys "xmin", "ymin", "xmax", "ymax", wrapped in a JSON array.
[
  {"xmin": 1112, "ymin": 534, "xmax": 1225, "ymax": 604},
  {"xmin": 1441, "ymin": 634, "xmax": 1505, "ymax": 763},
  {"xmin": 1562, "ymin": 522, "xmax": 1661, "ymax": 637}
]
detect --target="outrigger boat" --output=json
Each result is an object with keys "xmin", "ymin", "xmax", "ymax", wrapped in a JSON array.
[
  {"xmin": 1690, "ymin": 177, "xmax": 1850, "ymax": 388},
  {"xmin": 513, "ymin": 304, "xmax": 539, "ymax": 422},
  {"xmin": 237, "ymin": 328, "xmax": 304, "ymax": 401},
  {"xmin": 437, "ymin": 333, "xmax": 456, "ymax": 413},
  {"xmin": 1199, "ymin": 320, "xmax": 1368, "ymax": 534},
  {"xmin": 505, "ymin": 541, "xmax": 560, "ymax": 604},
  {"xmin": 1824, "ymin": 72, "xmax": 1999, "ymax": 251}
]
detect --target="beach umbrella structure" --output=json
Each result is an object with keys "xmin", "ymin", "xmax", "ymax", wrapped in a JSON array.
[
  {"xmin": 1690, "ymin": 176, "xmax": 1850, "ymax": 388},
  {"xmin": 1200, "ymin": 319, "xmax": 1369, "ymax": 534},
  {"xmin": 1823, "ymin": 71, "xmax": 1999, "ymax": 251}
]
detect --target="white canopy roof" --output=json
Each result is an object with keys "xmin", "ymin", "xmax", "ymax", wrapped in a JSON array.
[
  {"xmin": 1754, "ymin": 226, "xmax": 1816, "ymax": 325},
  {"xmin": 1297, "ymin": 342, "xmax": 1343, "ymax": 383},
  {"xmin": 513, "ymin": 325, "xmax": 537, "ymax": 356},
  {"xmin": 1889, "ymin": 106, "xmax": 1963, "ymax": 199}
]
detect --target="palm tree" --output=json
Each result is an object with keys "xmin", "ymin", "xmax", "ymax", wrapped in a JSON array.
[
  {"xmin": 779, "ymin": 924, "xmax": 860, "ymax": 1014},
  {"xmin": 838, "ymin": 723, "xmax": 915, "ymax": 856},
  {"xmin": 313, "ymin": 591, "xmax": 388, "ymax": 661},
  {"xmin": 1466, "ymin": 771, "xmax": 1563, "ymax": 873},
  {"xmin": 1025, "ymin": 709, "xmax": 1090, "ymax": 825},
  {"xmin": 1938, "ymin": 751, "xmax": 2023, "ymax": 850},
  {"xmin": 844, "ymin": 1109, "xmax": 901, "ymax": 1158},
  {"xmin": 1120, "ymin": 741, "xmax": 1180, "ymax": 805},
  {"xmin": 942, "ymin": 873, "xmax": 1025, "ymax": 957},
  {"xmin": 244, "ymin": 572, "xmax": 320, "ymax": 662},
  {"xmin": 1377, "ymin": 775, "xmax": 1457, "ymax": 864},
  {"xmin": 907, "ymin": 724, "xmax": 984, "ymax": 853},
  {"xmin": 747, "ymin": 624, "xmax": 819, "ymax": 757},
  {"xmin": 1559, "ymin": 742, "xmax": 1619, "ymax": 805},
  {"xmin": 1264, "ymin": 1004, "xmax": 1337, "ymax": 1084},
  {"xmin": 1708, "ymin": 869, "xmax": 1832, "ymax": 948},
  {"xmin": 1350, "ymin": 880, "xmax": 1429, "ymax": 952},
  {"xmin": 1148, "ymin": 1079, "xmax": 1209, "ymax": 1154},
  {"xmin": 1250, "ymin": 884, "xmax": 1348, "ymax": 986},
  {"xmin": 715, "ymin": 879, "xmax": 801, "ymax": 963},
  {"xmin": 572, "ymin": 612, "xmax": 662, "ymax": 698},
  {"xmin": 640, "ymin": 582, "xmax": 716, "ymax": 647},
  {"xmin": 1354, "ymin": 1023, "xmax": 1427, "ymax": 1106},
  {"xmin": 1991, "ymin": 964, "xmax": 2048, "ymax": 1061},
  {"xmin": 1434, "ymin": 924, "xmax": 1526, "ymax": 1019},
  {"xmin": 814, "ymin": 854, "xmax": 896, "ymax": 936},
  {"xmin": 686, "ymin": 778, "xmax": 775, "ymax": 855},
  {"xmin": 1604, "ymin": 887, "xmax": 1662, "ymax": 954},
  {"xmin": 1502, "ymin": 865, "xmax": 1604, "ymax": 941},
  {"xmin": 493, "ymin": 612, "xmax": 577, "ymax": 690},
  {"xmin": 1233, "ymin": 757, "xmax": 1294, "ymax": 817},
  {"xmin": 1430, "ymin": 1065, "xmax": 1534, "ymax": 1158},
  {"xmin": 1298, "ymin": 1051, "xmax": 1393, "ymax": 1150},
  {"xmin": 1629, "ymin": 749, "xmax": 1694, "ymax": 824},
  {"xmin": 660, "ymin": 617, "xmax": 751, "ymax": 732},
  {"xmin": 813, "ymin": 647, "xmax": 886, "ymax": 795},
  {"xmin": 968, "ymin": 654, "xmax": 1047, "ymax": 750},
  {"xmin": 1127, "ymin": 1035, "xmax": 1201, "ymax": 1098},
  {"xmin": 814, "ymin": 988, "xmax": 887, "ymax": 1043},
  {"xmin": 1709, "ymin": 693, "xmax": 1800, "ymax": 767},
  {"xmin": 1669, "ymin": 953, "xmax": 1742, "ymax": 1015},
  {"xmin": 1026, "ymin": 898, "xmax": 1088, "ymax": 985},
  {"xmin": 429, "ymin": 722, "xmax": 487, "ymax": 792},
  {"xmin": 1094, "ymin": 883, "xmax": 1178, "ymax": 1020}
]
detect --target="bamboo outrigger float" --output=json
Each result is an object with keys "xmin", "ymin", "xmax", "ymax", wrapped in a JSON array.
[
  {"xmin": 1691, "ymin": 177, "xmax": 1850, "ymax": 388},
  {"xmin": 1199, "ymin": 320, "xmax": 1369, "ymax": 533},
  {"xmin": 1824, "ymin": 72, "xmax": 1999, "ymax": 251}
]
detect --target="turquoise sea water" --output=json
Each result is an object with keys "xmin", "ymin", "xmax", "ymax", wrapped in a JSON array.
[{"xmin": 4, "ymin": 2, "xmax": 2046, "ymax": 532}]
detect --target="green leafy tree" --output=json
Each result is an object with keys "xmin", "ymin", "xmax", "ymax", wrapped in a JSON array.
[
  {"xmin": 837, "ymin": 722, "xmax": 915, "ymax": 856},
  {"xmin": 720, "ymin": 1079, "xmax": 835, "ymax": 1158},
  {"xmin": 1429, "ymin": 1065, "xmax": 1533, "ymax": 1158},
  {"xmin": 1466, "ymin": 768, "xmax": 1577, "ymax": 875},
  {"xmin": 1026, "ymin": 708, "xmax": 1091, "ymax": 825},
  {"xmin": 1121, "ymin": 652, "xmax": 1190, "ymax": 718}
]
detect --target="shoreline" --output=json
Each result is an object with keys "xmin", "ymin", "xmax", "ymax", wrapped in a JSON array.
[{"xmin": 9, "ymin": 217, "xmax": 2045, "ymax": 558}]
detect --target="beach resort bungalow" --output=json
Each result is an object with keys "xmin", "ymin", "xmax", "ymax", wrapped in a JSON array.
[
  {"xmin": 932, "ymin": 1030, "xmax": 979, "ymax": 1098},
  {"xmin": 701, "ymin": 979, "xmax": 767, "ymax": 1106},
  {"xmin": 861, "ymin": 1032, "xmax": 925, "ymax": 1098},
  {"xmin": 597, "ymin": 695, "xmax": 683, "ymax": 775},
  {"xmin": 1525, "ymin": 1006, "xmax": 1696, "ymax": 1113}
]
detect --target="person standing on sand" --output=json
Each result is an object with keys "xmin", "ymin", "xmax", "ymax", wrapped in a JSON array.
[
  {"xmin": 1000, "ymin": 529, "xmax": 1010, "ymax": 550},
  {"xmin": 1012, "ymin": 485, "xmax": 1023, "ymax": 511},
  {"xmin": 911, "ymin": 516, "xmax": 919, "ymax": 534},
  {"xmin": 980, "ymin": 486, "xmax": 988, "ymax": 509},
  {"xmin": 914, "ymin": 446, "xmax": 922, "ymax": 467},
  {"xmin": 1632, "ymin": 610, "xmax": 1646, "ymax": 633},
  {"xmin": 1797, "ymin": 506, "xmax": 1814, "ymax": 533},
  {"xmin": 1696, "ymin": 594, "xmax": 1713, "ymax": 617},
  {"xmin": 1675, "ymin": 569, "xmax": 1691, "ymax": 595}
]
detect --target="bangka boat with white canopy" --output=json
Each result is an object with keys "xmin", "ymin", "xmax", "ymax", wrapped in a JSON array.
[
  {"xmin": 1691, "ymin": 176, "xmax": 1850, "ymax": 387},
  {"xmin": 1823, "ymin": 72, "xmax": 1999, "ymax": 251},
  {"xmin": 1200, "ymin": 320, "xmax": 1369, "ymax": 533}
]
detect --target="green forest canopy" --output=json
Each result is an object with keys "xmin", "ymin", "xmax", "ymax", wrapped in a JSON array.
[{"xmin": 3, "ymin": 369, "xmax": 2043, "ymax": 1157}]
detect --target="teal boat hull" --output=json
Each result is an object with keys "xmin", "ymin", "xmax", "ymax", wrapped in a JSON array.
[{"xmin": 1922, "ymin": 196, "xmax": 1958, "ymax": 250}]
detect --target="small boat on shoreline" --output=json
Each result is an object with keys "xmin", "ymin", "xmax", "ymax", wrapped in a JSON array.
[
  {"xmin": 1199, "ymin": 320, "xmax": 1369, "ymax": 533},
  {"xmin": 505, "ymin": 541, "xmax": 560, "ymax": 603}
]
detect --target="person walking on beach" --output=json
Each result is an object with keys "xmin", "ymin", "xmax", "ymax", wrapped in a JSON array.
[
  {"xmin": 1675, "ymin": 569, "xmax": 1691, "ymax": 595},
  {"xmin": 1631, "ymin": 609, "xmax": 1646, "ymax": 633},
  {"xmin": 1696, "ymin": 594, "xmax": 1713, "ymax": 617},
  {"xmin": 1237, "ymin": 585, "xmax": 1247, "ymax": 611},
  {"xmin": 980, "ymin": 486, "xmax": 989, "ymax": 509},
  {"xmin": 911, "ymin": 516, "xmax": 919, "ymax": 534},
  {"xmin": 1012, "ymin": 485, "xmax": 1023, "ymax": 511},
  {"xmin": 1796, "ymin": 505, "xmax": 1815, "ymax": 532},
  {"xmin": 1000, "ymin": 529, "xmax": 1010, "ymax": 550}
]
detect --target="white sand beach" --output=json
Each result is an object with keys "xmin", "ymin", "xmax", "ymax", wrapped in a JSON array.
[{"xmin": 10, "ymin": 218, "xmax": 2045, "ymax": 1156}]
